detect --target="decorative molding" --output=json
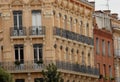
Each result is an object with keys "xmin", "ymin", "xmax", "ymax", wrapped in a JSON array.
[
  {"xmin": 29, "ymin": 0, "xmax": 42, "ymax": 5},
  {"xmin": 11, "ymin": 0, "xmax": 24, "ymax": 6}
]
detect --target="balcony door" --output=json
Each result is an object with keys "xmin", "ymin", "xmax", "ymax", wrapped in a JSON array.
[
  {"xmin": 32, "ymin": 11, "xmax": 42, "ymax": 35},
  {"xmin": 13, "ymin": 11, "xmax": 22, "ymax": 30},
  {"xmin": 33, "ymin": 44, "xmax": 43, "ymax": 62},
  {"xmin": 14, "ymin": 44, "xmax": 24, "ymax": 64}
]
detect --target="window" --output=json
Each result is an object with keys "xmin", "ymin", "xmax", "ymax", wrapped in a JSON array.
[
  {"xmin": 109, "ymin": 66, "xmax": 112, "ymax": 78},
  {"xmin": 58, "ymin": 13, "xmax": 61, "ymax": 27},
  {"xmin": 97, "ymin": 63, "xmax": 100, "ymax": 73},
  {"xmin": 88, "ymin": 53, "xmax": 90, "ymax": 66},
  {"xmin": 96, "ymin": 38, "xmax": 99, "ymax": 54},
  {"xmin": 15, "ymin": 79, "xmax": 25, "ymax": 82},
  {"xmin": 108, "ymin": 41, "xmax": 111, "ymax": 56},
  {"xmin": 80, "ymin": 21, "xmax": 83, "ymax": 34},
  {"xmin": 65, "ymin": 47, "xmax": 69, "ymax": 61},
  {"xmin": 14, "ymin": 44, "xmax": 24, "ymax": 63},
  {"xmin": 82, "ymin": 52, "xmax": 84, "ymax": 65},
  {"xmin": 64, "ymin": 15, "xmax": 67, "ymax": 29},
  {"xmin": 32, "ymin": 10, "xmax": 42, "ymax": 27},
  {"xmin": 103, "ymin": 64, "xmax": 106, "ymax": 77},
  {"xmin": 86, "ymin": 23, "xmax": 89, "ymax": 36},
  {"xmin": 13, "ymin": 11, "xmax": 22, "ymax": 29},
  {"xmin": 33, "ymin": 44, "xmax": 43, "ymax": 62},
  {"xmin": 102, "ymin": 40, "xmax": 105, "ymax": 55},
  {"xmin": 34, "ymin": 78, "xmax": 43, "ymax": 82},
  {"xmin": 70, "ymin": 17, "xmax": 72, "ymax": 31}
]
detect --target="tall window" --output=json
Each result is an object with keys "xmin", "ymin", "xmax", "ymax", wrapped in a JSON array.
[
  {"xmin": 97, "ymin": 63, "xmax": 100, "ymax": 73},
  {"xmin": 32, "ymin": 10, "xmax": 41, "ymax": 27},
  {"xmin": 80, "ymin": 21, "xmax": 83, "ymax": 34},
  {"xmin": 82, "ymin": 52, "xmax": 84, "ymax": 65},
  {"xmin": 33, "ymin": 44, "xmax": 43, "ymax": 62},
  {"xmin": 88, "ymin": 53, "xmax": 90, "ymax": 66},
  {"xmin": 13, "ymin": 11, "xmax": 22, "ymax": 29},
  {"xmin": 86, "ymin": 23, "xmax": 89, "ymax": 36},
  {"xmin": 65, "ymin": 47, "xmax": 69, "ymax": 61},
  {"xmin": 109, "ymin": 65, "xmax": 112, "ymax": 78},
  {"xmin": 103, "ymin": 64, "xmax": 106, "ymax": 77},
  {"xmin": 108, "ymin": 41, "xmax": 111, "ymax": 56},
  {"xmin": 102, "ymin": 40, "xmax": 105, "ymax": 55},
  {"xmin": 96, "ymin": 38, "xmax": 99, "ymax": 54},
  {"xmin": 14, "ymin": 44, "xmax": 24, "ymax": 63},
  {"xmin": 70, "ymin": 17, "xmax": 72, "ymax": 31},
  {"xmin": 15, "ymin": 79, "xmax": 25, "ymax": 82},
  {"xmin": 64, "ymin": 15, "xmax": 67, "ymax": 29}
]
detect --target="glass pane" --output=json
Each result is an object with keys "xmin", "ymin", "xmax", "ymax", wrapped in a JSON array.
[
  {"xmin": 15, "ymin": 49, "xmax": 18, "ymax": 60},
  {"xmin": 19, "ymin": 15, "xmax": 22, "ymax": 29},
  {"xmin": 37, "ymin": 12, "xmax": 41, "ymax": 26},
  {"xmin": 39, "ymin": 49, "xmax": 42, "ymax": 59},
  {"xmin": 20, "ymin": 48, "xmax": 24, "ymax": 63},
  {"xmin": 32, "ymin": 13, "xmax": 36, "ymax": 26},
  {"xmin": 14, "ymin": 15, "xmax": 17, "ymax": 28},
  {"xmin": 34, "ymin": 48, "xmax": 37, "ymax": 61}
]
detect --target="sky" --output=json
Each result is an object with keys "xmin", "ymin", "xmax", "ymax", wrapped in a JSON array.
[{"xmin": 88, "ymin": 0, "xmax": 120, "ymax": 17}]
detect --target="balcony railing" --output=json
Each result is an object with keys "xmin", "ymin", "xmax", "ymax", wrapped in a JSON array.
[
  {"xmin": 0, "ymin": 61, "xmax": 44, "ymax": 73},
  {"xmin": 0, "ymin": 60, "xmax": 99, "ymax": 76},
  {"xmin": 53, "ymin": 27, "xmax": 94, "ymax": 45},
  {"xmin": 29, "ymin": 26, "xmax": 45, "ymax": 36},
  {"xmin": 10, "ymin": 27, "xmax": 26, "ymax": 36},
  {"xmin": 79, "ymin": 0, "xmax": 94, "ymax": 7},
  {"xmin": 56, "ymin": 61, "xmax": 99, "ymax": 76},
  {"xmin": 114, "ymin": 49, "xmax": 120, "ymax": 58}
]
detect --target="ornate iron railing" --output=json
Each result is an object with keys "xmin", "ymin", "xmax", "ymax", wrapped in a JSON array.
[
  {"xmin": 0, "ymin": 60, "xmax": 99, "ymax": 76},
  {"xmin": 29, "ymin": 26, "xmax": 45, "ymax": 36},
  {"xmin": 54, "ymin": 27, "xmax": 94, "ymax": 45},
  {"xmin": 56, "ymin": 61, "xmax": 99, "ymax": 76},
  {"xmin": 10, "ymin": 27, "xmax": 26, "ymax": 36}
]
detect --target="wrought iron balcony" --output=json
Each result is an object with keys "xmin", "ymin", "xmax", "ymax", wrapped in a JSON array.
[
  {"xmin": 0, "ymin": 60, "xmax": 44, "ymax": 73},
  {"xmin": 79, "ymin": 0, "xmax": 94, "ymax": 7},
  {"xmin": 56, "ymin": 61, "xmax": 99, "ymax": 76},
  {"xmin": 0, "ymin": 60, "xmax": 99, "ymax": 76},
  {"xmin": 10, "ymin": 27, "xmax": 26, "ymax": 37},
  {"xmin": 53, "ymin": 27, "xmax": 94, "ymax": 46},
  {"xmin": 29, "ymin": 26, "xmax": 45, "ymax": 36}
]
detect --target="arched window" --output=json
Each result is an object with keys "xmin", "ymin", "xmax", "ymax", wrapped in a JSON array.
[
  {"xmin": 86, "ymin": 22, "xmax": 89, "ymax": 36},
  {"xmin": 75, "ymin": 19, "xmax": 77, "ymax": 32},
  {"xmin": 88, "ymin": 53, "xmax": 90, "ymax": 66},
  {"xmin": 82, "ymin": 51, "xmax": 84, "ymax": 65},
  {"xmin": 63, "ymin": 15, "xmax": 67, "ymax": 29},
  {"xmin": 70, "ymin": 17, "xmax": 72, "ymax": 31},
  {"xmin": 58, "ymin": 13, "xmax": 61, "ymax": 27},
  {"xmin": 80, "ymin": 21, "xmax": 83, "ymax": 34}
]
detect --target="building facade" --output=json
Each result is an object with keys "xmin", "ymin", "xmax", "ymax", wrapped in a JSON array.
[
  {"xmin": 111, "ymin": 13, "xmax": 120, "ymax": 82},
  {"xmin": 0, "ymin": 0, "xmax": 99, "ymax": 82},
  {"xmin": 94, "ymin": 11, "xmax": 115, "ymax": 82}
]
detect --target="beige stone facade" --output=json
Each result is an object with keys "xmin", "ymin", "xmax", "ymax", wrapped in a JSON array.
[
  {"xmin": 111, "ymin": 13, "xmax": 120, "ymax": 82},
  {"xmin": 0, "ymin": 0, "xmax": 99, "ymax": 82}
]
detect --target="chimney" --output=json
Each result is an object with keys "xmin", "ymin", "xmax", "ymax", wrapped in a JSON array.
[
  {"xmin": 111, "ymin": 13, "xmax": 118, "ymax": 19},
  {"xmin": 103, "ymin": 10, "xmax": 111, "ymax": 14}
]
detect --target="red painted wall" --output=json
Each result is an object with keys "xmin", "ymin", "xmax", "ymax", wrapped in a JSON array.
[{"xmin": 94, "ymin": 28, "xmax": 115, "ymax": 82}]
